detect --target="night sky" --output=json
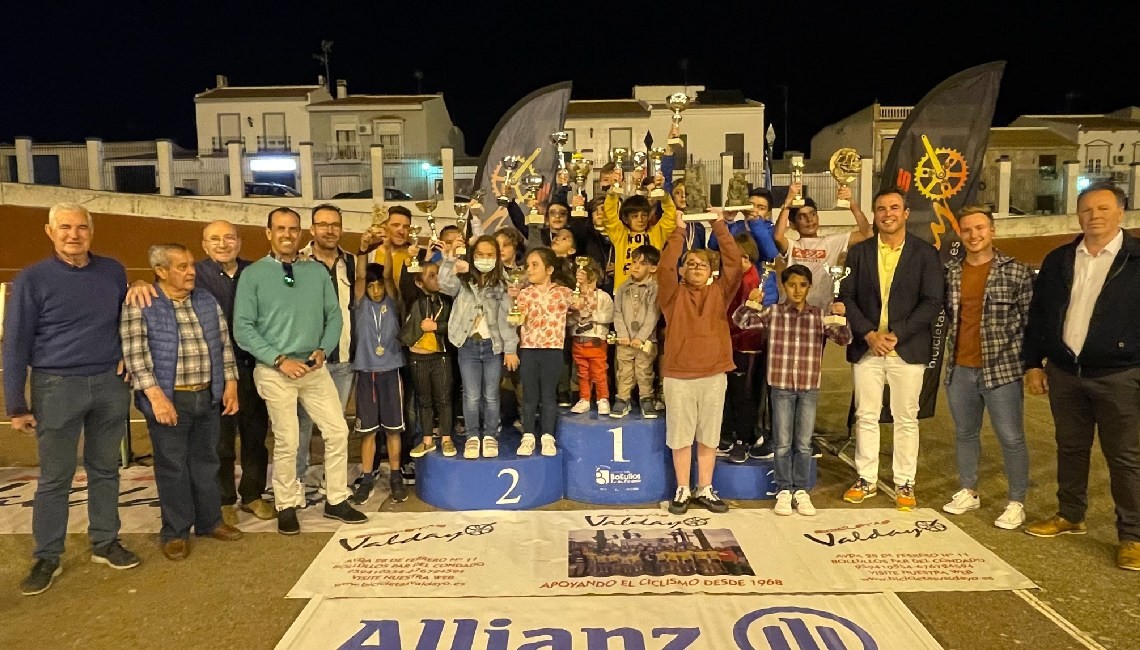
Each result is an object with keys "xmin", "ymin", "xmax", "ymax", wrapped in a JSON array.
[{"xmin": 3, "ymin": 1, "xmax": 1136, "ymax": 157}]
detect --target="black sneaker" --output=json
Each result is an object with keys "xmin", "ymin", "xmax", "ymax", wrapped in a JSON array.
[
  {"xmin": 558, "ymin": 393, "xmax": 573, "ymax": 408},
  {"xmin": 728, "ymin": 440, "xmax": 748, "ymax": 464},
  {"xmin": 278, "ymin": 507, "xmax": 300, "ymax": 535},
  {"xmin": 750, "ymin": 437, "xmax": 774, "ymax": 460},
  {"xmin": 716, "ymin": 439, "xmax": 734, "ymax": 457},
  {"xmin": 352, "ymin": 477, "xmax": 374, "ymax": 505},
  {"xmin": 693, "ymin": 486, "xmax": 729, "ymax": 513},
  {"xmin": 325, "ymin": 499, "xmax": 368, "ymax": 524},
  {"xmin": 610, "ymin": 398, "xmax": 631, "ymax": 419},
  {"xmin": 668, "ymin": 486, "xmax": 691, "ymax": 515},
  {"xmin": 640, "ymin": 399, "xmax": 658, "ymax": 419},
  {"xmin": 400, "ymin": 462, "xmax": 416, "ymax": 485},
  {"xmin": 21, "ymin": 559, "xmax": 61, "ymax": 596},
  {"xmin": 390, "ymin": 471, "xmax": 409, "ymax": 503},
  {"xmin": 91, "ymin": 541, "xmax": 140, "ymax": 570},
  {"xmin": 811, "ymin": 440, "xmax": 823, "ymax": 458}
]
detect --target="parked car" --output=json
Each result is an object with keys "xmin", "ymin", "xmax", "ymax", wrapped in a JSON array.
[
  {"xmin": 245, "ymin": 182, "xmax": 300, "ymax": 198},
  {"xmin": 174, "ymin": 186, "xmax": 197, "ymax": 196},
  {"xmin": 330, "ymin": 188, "xmax": 413, "ymax": 201}
]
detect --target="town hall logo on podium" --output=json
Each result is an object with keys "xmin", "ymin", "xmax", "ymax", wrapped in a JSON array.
[{"xmin": 594, "ymin": 465, "xmax": 643, "ymax": 487}]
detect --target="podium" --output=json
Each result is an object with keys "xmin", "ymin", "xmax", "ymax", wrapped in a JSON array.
[
  {"xmin": 560, "ymin": 410, "xmax": 671, "ymax": 505},
  {"xmin": 709, "ymin": 456, "xmax": 817, "ymax": 500},
  {"xmin": 416, "ymin": 430, "xmax": 563, "ymax": 510}
]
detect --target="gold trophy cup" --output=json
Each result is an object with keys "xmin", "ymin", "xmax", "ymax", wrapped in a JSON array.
[
  {"xmin": 406, "ymin": 225, "xmax": 424, "ymax": 273},
  {"xmin": 632, "ymin": 151, "xmax": 648, "ymax": 195},
  {"xmin": 521, "ymin": 173, "xmax": 545, "ymax": 225},
  {"xmin": 573, "ymin": 255, "xmax": 590, "ymax": 297},
  {"xmin": 550, "ymin": 132, "xmax": 569, "ymax": 170},
  {"xmin": 415, "ymin": 199, "xmax": 440, "ymax": 244},
  {"xmin": 829, "ymin": 148, "xmax": 862, "ymax": 209},
  {"xmin": 746, "ymin": 262, "xmax": 776, "ymax": 310},
  {"xmin": 648, "ymin": 147, "xmax": 667, "ymax": 198},
  {"xmin": 569, "ymin": 154, "xmax": 593, "ymax": 217},
  {"xmin": 453, "ymin": 201, "xmax": 469, "ymax": 258},
  {"xmin": 823, "ymin": 265, "xmax": 851, "ymax": 326},
  {"xmin": 507, "ymin": 267, "xmax": 526, "ymax": 324},
  {"xmin": 609, "ymin": 148, "xmax": 629, "ymax": 195},
  {"xmin": 666, "ymin": 93, "xmax": 690, "ymax": 145},
  {"xmin": 497, "ymin": 155, "xmax": 524, "ymax": 206},
  {"xmin": 790, "ymin": 154, "xmax": 806, "ymax": 208}
]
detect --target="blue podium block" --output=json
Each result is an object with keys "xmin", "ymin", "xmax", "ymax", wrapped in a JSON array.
[
  {"xmin": 709, "ymin": 456, "xmax": 818, "ymax": 500},
  {"xmin": 560, "ymin": 410, "xmax": 671, "ymax": 505},
  {"xmin": 416, "ymin": 431, "xmax": 563, "ymax": 510}
]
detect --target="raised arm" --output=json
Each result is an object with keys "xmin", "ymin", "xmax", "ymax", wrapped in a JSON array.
[{"xmin": 656, "ymin": 225, "xmax": 685, "ymax": 309}]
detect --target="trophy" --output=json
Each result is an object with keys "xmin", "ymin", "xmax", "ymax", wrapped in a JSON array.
[
  {"xmin": 497, "ymin": 155, "xmax": 524, "ymax": 206},
  {"xmin": 573, "ymin": 256, "xmax": 590, "ymax": 297},
  {"xmin": 631, "ymin": 151, "xmax": 648, "ymax": 195},
  {"xmin": 415, "ymin": 199, "xmax": 440, "ymax": 244},
  {"xmin": 521, "ymin": 173, "xmax": 545, "ymax": 225},
  {"xmin": 648, "ymin": 147, "xmax": 667, "ymax": 198},
  {"xmin": 666, "ymin": 93, "xmax": 690, "ymax": 145},
  {"xmin": 453, "ymin": 202, "xmax": 470, "ymax": 258},
  {"xmin": 507, "ymin": 268, "xmax": 526, "ymax": 324},
  {"xmin": 829, "ymin": 148, "xmax": 862, "ymax": 209},
  {"xmin": 606, "ymin": 331, "xmax": 617, "ymax": 345},
  {"xmin": 609, "ymin": 148, "xmax": 629, "ymax": 194},
  {"xmin": 550, "ymin": 132, "xmax": 569, "ymax": 170},
  {"xmin": 407, "ymin": 225, "xmax": 424, "ymax": 273},
  {"xmin": 790, "ymin": 154, "xmax": 806, "ymax": 207},
  {"xmin": 823, "ymin": 266, "xmax": 851, "ymax": 326},
  {"xmin": 746, "ymin": 262, "xmax": 776, "ymax": 310},
  {"xmin": 569, "ymin": 154, "xmax": 593, "ymax": 217}
]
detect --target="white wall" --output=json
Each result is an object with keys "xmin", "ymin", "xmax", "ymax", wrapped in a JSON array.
[
  {"xmin": 195, "ymin": 97, "xmax": 322, "ymax": 152},
  {"xmin": 1078, "ymin": 129, "xmax": 1139, "ymax": 175},
  {"xmin": 810, "ymin": 105, "xmax": 875, "ymax": 162}
]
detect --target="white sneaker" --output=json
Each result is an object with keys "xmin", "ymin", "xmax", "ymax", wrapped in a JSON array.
[
  {"xmin": 540, "ymin": 434, "xmax": 557, "ymax": 457},
  {"xmin": 517, "ymin": 434, "xmax": 536, "ymax": 456},
  {"xmin": 943, "ymin": 488, "xmax": 980, "ymax": 515},
  {"xmin": 570, "ymin": 399, "xmax": 591, "ymax": 414},
  {"xmin": 793, "ymin": 490, "xmax": 817, "ymax": 516},
  {"xmin": 994, "ymin": 502, "xmax": 1026, "ymax": 530},
  {"xmin": 597, "ymin": 399, "xmax": 610, "ymax": 416},
  {"xmin": 774, "ymin": 490, "xmax": 794, "ymax": 516},
  {"xmin": 482, "ymin": 436, "xmax": 499, "ymax": 458},
  {"xmin": 463, "ymin": 437, "xmax": 480, "ymax": 459}
]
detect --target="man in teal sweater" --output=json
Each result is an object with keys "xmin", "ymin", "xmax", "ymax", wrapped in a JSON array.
[{"xmin": 233, "ymin": 207, "xmax": 366, "ymax": 534}]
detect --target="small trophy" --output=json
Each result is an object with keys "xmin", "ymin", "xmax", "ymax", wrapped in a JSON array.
[
  {"xmin": 829, "ymin": 148, "xmax": 862, "ymax": 209},
  {"xmin": 746, "ymin": 262, "xmax": 776, "ymax": 310},
  {"xmin": 453, "ymin": 201, "xmax": 469, "ymax": 258},
  {"xmin": 666, "ymin": 93, "xmax": 690, "ymax": 145},
  {"xmin": 522, "ymin": 173, "xmax": 545, "ymax": 225},
  {"xmin": 573, "ymin": 256, "xmax": 590, "ymax": 297},
  {"xmin": 569, "ymin": 154, "xmax": 593, "ymax": 217},
  {"xmin": 648, "ymin": 147, "xmax": 667, "ymax": 198},
  {"xmin": 550, "ymin": 132, "xmax": 569, "ymax": 170},
  {"xmin": 497, "ymin": 155, "xmax": 524, "ymax": 206},
  {"xmin": 368, "ymin": 204, "xmax": 386, "ymax": 240},
  {"xmin": 606, "ymin": 331, "xmax": 617, "ymax": 345},
  {"xmin": 415, "ymin": 199, "xmax": 440, "ymax": 245},
  {"xmin": 823, "ymin": 265, "xmax": 851, "ymax": 326},
  {"xmin": 609, "ymin": 148, "xmax": 629, "ymax": 194},
  {"xmin": 790, "ymin": 154, "xmax": 806, "ymax": 207},
  {"xmin": 631, "ymin": 152, "xmax": 648, "ymax": 195},
  {"xmin": 407, "ymin": 225, "xmax": 424, "ymax": 273},
  {"xmin": 507, "ymin": 268, "xmax": 526, "ymax": 324}
]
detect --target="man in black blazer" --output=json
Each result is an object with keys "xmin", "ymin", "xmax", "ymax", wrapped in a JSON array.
[{"xmin": 838, "ymin": 188, "xmax": 944, "ymax": 510}]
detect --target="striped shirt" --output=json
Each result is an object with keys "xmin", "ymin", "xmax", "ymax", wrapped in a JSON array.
[
  {"xmin": 731, "ymin": 301, "xmax": 851, "ymax": 391},
  {"xmin": 121, "ymin": 295, "xmax": 238, "ymax": 390}
]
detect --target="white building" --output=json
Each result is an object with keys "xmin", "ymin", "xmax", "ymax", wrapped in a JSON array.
[
  {"xmin": 809, "ymin": 103, "xmax": 912, "ymax": 173},
  {"xmin": 1011, "ymin": 108, "xmax": 1140, "ymax": 185},
  {"xmin": 194, "ymin": 76, "xmax": 331, "ymax": 155}
]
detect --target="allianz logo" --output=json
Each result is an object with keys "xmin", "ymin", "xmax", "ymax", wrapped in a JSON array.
[{"xmin": 595, "ymin": 465, "xmax": 643, "ymax": 485}]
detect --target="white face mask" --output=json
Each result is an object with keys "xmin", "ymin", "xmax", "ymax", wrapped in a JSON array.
[{"xmin": 473, "ymin": 259, "xmax": 497, "ymax": 273}]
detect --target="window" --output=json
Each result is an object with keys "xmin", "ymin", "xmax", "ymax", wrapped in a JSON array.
[
  {"xmin": 725, "ymin": 133, "xmax": 745, "ymax": 169},
  {"xmin": 218, "ymin": 113, "xmax": 241, "ymax": 150},
  {"xmin": 262, "ymin": 113, "xmax": 287, "ymax": 150},
  {"xmin": 1038, "ymin": 154, "xmax": 1057, "ymax": 178},
  {"xmin": 609, "ymin": 128, "xmax": 633, "ymax": 155},
  {"xmin": 1087, "ymin": 159, "xmax": 1102, "ymax": 174},
  {"xmin": 374, "ymin": 120, "xmax": 403, "ymax": 159},
  {"xmin": 334, "ymin": 126, "xmax": 359, "ymax": 160}
]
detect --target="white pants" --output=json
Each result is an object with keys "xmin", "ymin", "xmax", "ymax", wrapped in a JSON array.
[
  {"xmin": 852, "ymin": 354, "xmax": 925, "ymax": 486},
  {"xmin": 253, "ymin": 364, "xmax": 351, "ymax": 509}
]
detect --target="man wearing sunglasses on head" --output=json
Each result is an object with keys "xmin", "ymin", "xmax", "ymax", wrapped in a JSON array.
[{"xmin": 233, "ymin": 207, "xmax": 367, "ymax": 534}]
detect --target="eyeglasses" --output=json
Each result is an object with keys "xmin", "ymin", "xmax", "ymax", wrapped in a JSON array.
[{"xmin": 282, "ymin": 262, "xmax": 295, "ymax": 287}]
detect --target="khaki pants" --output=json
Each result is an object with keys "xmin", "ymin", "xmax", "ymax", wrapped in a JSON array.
[
  {"xmin": 615, "ymin": 344, "xmax": 656, "ymax": 401},
  {"xmin": 253, "ymin": 364, "xmax": 351, "ymax": 509}
]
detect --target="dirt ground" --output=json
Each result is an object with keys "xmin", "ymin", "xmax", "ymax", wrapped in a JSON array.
[{"xmin": 1, "ymin": 346, "xmax": 1137, "ymax": 649}]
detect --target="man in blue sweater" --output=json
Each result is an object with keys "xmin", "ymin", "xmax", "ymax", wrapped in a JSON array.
[
  {"xmin": 233, "ymin": 207, "xmax": 367, "ymax": 534},
  {"xmin": 3, "ymin": 203, "xmax": 140, "ymax": 596}
]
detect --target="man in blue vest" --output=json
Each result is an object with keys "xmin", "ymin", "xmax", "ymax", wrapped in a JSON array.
[
  {"xmin": 120, "ymin": 243, "xmax": 244, "ymax": 560},
  {"xmin": 6, "ymin": 202, "xmax": 140, "ymax": 596}
]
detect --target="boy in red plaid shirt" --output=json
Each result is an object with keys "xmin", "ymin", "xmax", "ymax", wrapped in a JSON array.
[{"xmin": 732, "ymin": 264, "xmax": 851, "ymax": 516}]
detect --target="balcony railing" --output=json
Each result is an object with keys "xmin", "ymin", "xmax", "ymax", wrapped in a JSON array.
[
  {"xmin": 257, "ymin": 135, "xmax": 291, "ymax": 152},
  {"xmin": 877, "ymin": 106, "xmax": 912, "ymax": 121}
]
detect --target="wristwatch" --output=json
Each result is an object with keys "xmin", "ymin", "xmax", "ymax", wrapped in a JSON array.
[{"xmin": 273, "ymin": 355, "xmax": 287, "ymax": 367}]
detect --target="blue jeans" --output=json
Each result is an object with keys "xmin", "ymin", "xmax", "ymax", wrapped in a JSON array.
[
  {"xmin": 30, "ymin": 369, "xmax": 130, "ymax": 561},
  {"xmin": 770, "ymin": 388, "xmax": 818, "ymax": 491},
  {"xmin": 296, "ymin": 361, "xmax": 354, "ymax": 476},
  {"xmin": 946, "ymin": 367, "xmax": 1029, "ymax": 502},
  {"xmin": 146, "ymin": 389, "xmax": 223, "ymax": 542},
  {"xmin": 457, "ymin": 338, "xmax": 502, "ymax": 439}
]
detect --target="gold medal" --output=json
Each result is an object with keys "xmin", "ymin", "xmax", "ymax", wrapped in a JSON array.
[{"xmin": 375, "ymin": 345, "xmax": 385, "ymax": 356}]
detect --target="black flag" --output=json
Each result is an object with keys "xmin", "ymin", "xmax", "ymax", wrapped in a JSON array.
[{"xmin": 880, "ymin": 61, "xmax": 1005, "ymax": 419}]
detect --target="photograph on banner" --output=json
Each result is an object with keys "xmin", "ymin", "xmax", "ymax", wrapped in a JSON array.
[
  {"xmin": 276, "ymin": 592, "xmax": 943, "ymax": 650},
  {"xmin": 288, "ymin": 509, "xmax": 1034, "ymax": 599},
  {"xmin": 568, "ymin": 527, "xmax": 756, "ymax": 578}
]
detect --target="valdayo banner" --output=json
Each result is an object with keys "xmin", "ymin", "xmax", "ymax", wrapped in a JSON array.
[
  {"xmin": 277, "ymin": 593, "xmax": 943, "ymax": 650},
  {"xmin": 287, "ymin": 508, "xmax": 1034, "ymax": 599}
]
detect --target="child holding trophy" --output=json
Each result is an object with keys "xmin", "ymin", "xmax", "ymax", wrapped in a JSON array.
[
  {"xmin": 568, "ymin": 258, "xmax": 614, "ymax": 415},
  {"xmin": 604, "ymin": 186, "xmax": 677, "ymax": 290},
  {"xmin": 731, "ymin": 264, "xmax": 852, "ymax": 516}
]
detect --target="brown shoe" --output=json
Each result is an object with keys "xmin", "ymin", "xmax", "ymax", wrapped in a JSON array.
[
  {"xmin": 1117, "ymin": 541, "xmax": 1140, "ymax": 571},
  {"xmin": 208, "ymin": 523, "xmax": 243, "ymax": 542},
  {"xmin": 1025, "ymin": 515, "xmax": 1087, "ymax": 538},
  {"xmin": 221, "ymin": 505, "xmax": 239, "ymax": 527},
  {"xmin": 162, "ymin": 538, "xmax": 189, "ymax": 561},
  {"xmin": 241, "ymin": 498, "xmax": 276, "ymax": 520}
]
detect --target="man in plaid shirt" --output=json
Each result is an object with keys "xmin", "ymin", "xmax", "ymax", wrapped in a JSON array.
[
  {"xmin": 941, "ymin": 206, "xmax": 1034, "ymax": 530},
  {"xmin": 732, "ymin": 264, "xmax": 851, "ymax": 516}
]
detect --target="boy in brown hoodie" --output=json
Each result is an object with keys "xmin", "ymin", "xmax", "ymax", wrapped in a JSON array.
[{"xmin": 658, "ymin": 213, "xmax": 742, "ymax": 514}]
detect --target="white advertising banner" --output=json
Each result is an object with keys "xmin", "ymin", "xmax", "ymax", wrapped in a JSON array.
[{"xmin": 288, "ymin": 508, "xmax": 1034, "ymax": 599}]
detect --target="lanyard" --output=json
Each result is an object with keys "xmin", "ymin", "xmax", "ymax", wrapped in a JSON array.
[{"xmin": 371, "ymin": 301, "xmax": 387, "ymax": 355}]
